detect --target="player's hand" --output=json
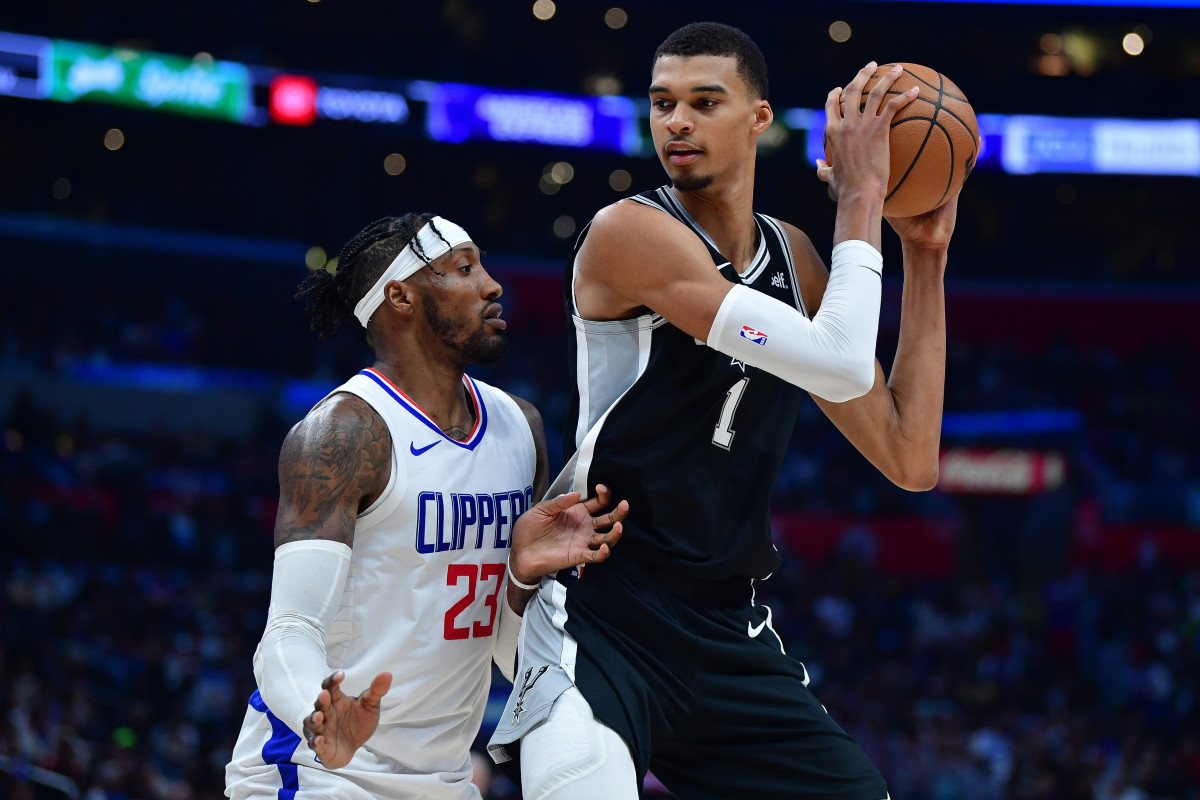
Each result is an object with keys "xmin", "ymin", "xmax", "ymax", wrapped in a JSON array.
[
  {"xmin": 817, "ymin": 62, "xmax": 919, "ymax": 201},
  {"xmin": 302, "ymin": 670, "xmax": 392, "ymax": 769},
  {"xmin": 509, "ymin": 484, "xmax": 627, "ymax": 585},
  {"xmin": 886, "ymin": 188, "xmax": 960, "ymax": 250}
]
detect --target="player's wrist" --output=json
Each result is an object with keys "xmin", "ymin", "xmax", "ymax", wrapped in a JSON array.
[
  {"xmin": 836, "ymin": 185, "xmax": 887, "ymax": 209},
  {"xmin": 899, "ymin": 238, "xmax": 950, "ymax": 268},
  {"xmin": 834, "ymin": 188, "xmax": 885, "ymax": 251},
  {"xmin": 507, "ymin": 555, "xmax": 540, "ymax": 591}
]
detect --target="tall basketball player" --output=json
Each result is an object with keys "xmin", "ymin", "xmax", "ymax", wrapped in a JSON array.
[
  {"xmin": 225, "ymin": 213, "xmax": 627, "ymax": 800},
  {"xmin": 489, "ymin": 23, "xmax": 959, "ymax": 800}
]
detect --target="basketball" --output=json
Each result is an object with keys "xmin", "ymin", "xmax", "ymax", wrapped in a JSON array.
[{"xmin": 830, "ymin": 63, "xmax": 979, "ymax": 217}]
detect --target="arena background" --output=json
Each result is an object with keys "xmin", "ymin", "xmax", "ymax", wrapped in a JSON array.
[{"xmin": 2, "ymin": 1, "xmax": 1198, "ymax": 798}]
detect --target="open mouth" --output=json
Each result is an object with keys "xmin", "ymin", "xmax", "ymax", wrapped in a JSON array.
[
  {"xmin": 665, "ymin": 142, "xmax": 703, "ymax": 165},
  {"xmin": 483, "ymin": 303, "xmax": 506, "ymax": 330}
]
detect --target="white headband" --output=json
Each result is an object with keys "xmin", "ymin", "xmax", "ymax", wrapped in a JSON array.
[{"xmin": 352, "ymin": 216, "xmax": 473, "ymax": 328}]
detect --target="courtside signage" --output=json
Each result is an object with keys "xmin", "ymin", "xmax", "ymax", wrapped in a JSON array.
[{"xmin": 48, "ymin": 40, "xmax": 252, "ymax": 123}]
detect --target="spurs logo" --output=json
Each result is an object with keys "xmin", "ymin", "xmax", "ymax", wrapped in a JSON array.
[{"xmin": 512, "ymin": 665, "xmax": 549, "ymax": 725}]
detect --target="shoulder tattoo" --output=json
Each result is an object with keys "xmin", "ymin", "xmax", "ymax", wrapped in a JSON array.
[{"xmin": 274, "ymin": 395, "xmax": 391, "ymax": 548}]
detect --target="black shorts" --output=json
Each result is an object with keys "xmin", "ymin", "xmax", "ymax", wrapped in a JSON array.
[{"xmin": 494, "ymin": 563, "xmax": 889, "ymax": 800}]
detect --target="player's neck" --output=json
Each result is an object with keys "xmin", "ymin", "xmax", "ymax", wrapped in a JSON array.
[
  {"xmin": 670, "ymin": 173, "xmax": 758, "ymax": 273},
  {"xmin": 370, "ymin": 356, "xmax": 476, "ymax": 437}
]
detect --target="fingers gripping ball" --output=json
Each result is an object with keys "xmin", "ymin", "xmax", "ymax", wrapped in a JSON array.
[{"xmin": 830, "ymin": 63, "xmax": 979, "ymax": 217}]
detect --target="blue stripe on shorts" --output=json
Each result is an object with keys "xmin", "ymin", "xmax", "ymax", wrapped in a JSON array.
[{"xmin": 249, "ymin": 690, "xmax": 301, "ymax": 800}]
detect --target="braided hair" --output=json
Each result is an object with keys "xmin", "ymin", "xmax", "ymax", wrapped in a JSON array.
[{"xmin": 296, "ymin": 212, "xmax": 454, "ymax": 339}]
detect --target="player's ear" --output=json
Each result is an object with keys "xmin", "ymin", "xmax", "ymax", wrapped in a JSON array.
[
  {"xmin": 751, "ymin": 101, "xmax": 773, "ymax": 136},
  {"xmin": 383, "ymin": 280, "xmax": 416, "ymax": 316}
]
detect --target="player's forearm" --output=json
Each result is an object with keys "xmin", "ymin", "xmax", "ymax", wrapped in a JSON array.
[
  {"xmin": 833, "ymin": 188, "xmax": 885, "ymax": 252},
  {"xmin": 256, "ymin": 540, "xmax": 353, "ymax": 735},
  {"xmin": 884, "ymin": 242, "xmax": 948, "ymax": 488},
  {"xmin": 506, "ymin": 580, "xmax": 535, "ymax": 616},
  {"xmin": 493, "ymin": 580, "xmax": 535, "ymax": 683}
]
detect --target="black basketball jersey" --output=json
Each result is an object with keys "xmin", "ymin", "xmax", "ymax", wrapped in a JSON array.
[{"xmin": 556, "ymin": 186, "xmax": 809, "ymax": 583}]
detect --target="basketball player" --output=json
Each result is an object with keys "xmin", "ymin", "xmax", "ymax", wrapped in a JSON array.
[
  {"xmin": 488, "ymin": 23, "xmax": 959, "ymax": 800},
  {"xmin": 225, "ymin": 213, "xmax": 627, "ymax": 800}
]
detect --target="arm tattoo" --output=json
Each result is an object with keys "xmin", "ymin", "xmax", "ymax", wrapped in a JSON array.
[{"xmin": 274, "ymin": 395, "xmax": 391, "ymax": 548}]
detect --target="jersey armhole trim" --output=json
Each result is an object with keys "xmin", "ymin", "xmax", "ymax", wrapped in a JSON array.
[
  {"xmin": 759, "ymin": 214, "xmax": 810, "ymax": 319},
  {"xmin": 357, "ymin": 443, "xmax": 400, "ymax": 525}
]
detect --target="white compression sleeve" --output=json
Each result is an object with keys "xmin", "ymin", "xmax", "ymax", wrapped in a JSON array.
[
  {"xmin": 706, "ymin": 240, "xmax": 883, "ymax": 403},
  {"xmin": 492, "ymin": 584, "xmax": 523, "ymax": 684},
  {"xmin": 253, "ymin": 540, "xmax": 352, "ymax": 736}
]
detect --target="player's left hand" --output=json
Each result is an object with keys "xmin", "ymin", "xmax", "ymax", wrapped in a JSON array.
[
  {"xmin": 302, "ymin": 669, "xmax": 392, "ymax": 770},
  {"xmin": 509, "ymin": 484, "xmax": 627, "ymax": 586},
  {"xmin": 885, "ymin": 188, "xmax": 960, "ymax": 250}
]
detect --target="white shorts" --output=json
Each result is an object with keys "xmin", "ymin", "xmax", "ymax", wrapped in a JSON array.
[{"xmin": 225, "ymin": 691, "xmax": 481, "ymax": 800}]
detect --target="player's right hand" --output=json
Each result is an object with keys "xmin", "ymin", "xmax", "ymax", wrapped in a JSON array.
[
  {"xmin": 509, "ymin": 485, "xmax": 627, "ymax": 585},
  {"xmin": 302, "ymin": 669, "xmax": 392, "ymax": 769},
  {"xmin": 816, "ymin": 62, "xmax": 919, "ymax": 201}
]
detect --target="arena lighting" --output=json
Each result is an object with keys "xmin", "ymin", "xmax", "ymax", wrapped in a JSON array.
[
  {"xmin": 269, "ymin": 74, "xmax": 318, "ymax": 125},
  {"xmin": 2, "ymin": 28, "xmax": 1198, "ymax": 174}
]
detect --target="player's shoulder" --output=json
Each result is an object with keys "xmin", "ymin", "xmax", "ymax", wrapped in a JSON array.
[
  {"xmin": 589, "ymin": 197, "xmax": 693, "ymax": 242},
  {"xmin": 584, "ymin": 197, "xmax": 707, "ymax": 265},
  {"xmin": 283, "ymin": 391, "xmax": 390, "ymax": 459},
  {"xmin": 502, "ymin": 391, "xmax": 542, "ymax": 426},
  {"xmin": 469, "ymin": 379, "xmax": 540, "ymax": 430}
]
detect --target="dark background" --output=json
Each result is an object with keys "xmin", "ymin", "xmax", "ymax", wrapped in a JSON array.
[{"xmin": 1, "ymin": 2, "xmax": 1198, "ymax": 799}]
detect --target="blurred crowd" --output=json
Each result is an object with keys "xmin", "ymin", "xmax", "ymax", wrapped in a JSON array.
[
  {"xmin": 2, "ymin": 263, "xmax": 1199, "ymax": 798},
  {"xmin": 2, "ymin": 505, "xmax": 1197, "ymax": 798}
]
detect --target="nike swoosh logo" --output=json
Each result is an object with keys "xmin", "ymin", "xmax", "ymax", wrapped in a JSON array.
[
  {"xmin": 409, "ymin": 440, "xmax": 441, "ymax": 456},
  {"xmin": 747, "ymin": 619, "xmax": 767, "ymax": 638}
]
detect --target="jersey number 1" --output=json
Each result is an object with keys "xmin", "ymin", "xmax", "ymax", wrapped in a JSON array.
[{"xmin": 712, "ymin": 377, "xmax": 749, "ymax": 450}]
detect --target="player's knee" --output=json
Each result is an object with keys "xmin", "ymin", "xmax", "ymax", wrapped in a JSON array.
[{"xmin": 521, "ymin": 688, "xmax": 636, "ymax": 800}]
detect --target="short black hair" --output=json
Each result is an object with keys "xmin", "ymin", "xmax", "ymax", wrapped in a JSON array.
[
  {"xmin": 295, "ymin": 212, "xmax": 454, "ymax": 339},
  {"xmin": 653, "ymin": 22, "xmax": 768, "ymax": 101}
]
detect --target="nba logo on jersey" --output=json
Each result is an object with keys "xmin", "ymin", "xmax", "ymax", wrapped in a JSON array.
[{"xmin": 739, "ymin": 326, "xmax": 768, "ymax": 346}]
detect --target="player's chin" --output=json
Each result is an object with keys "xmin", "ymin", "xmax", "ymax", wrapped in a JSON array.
[
  {"xmin": 670, "ymin": 171, "xmax": 715, "ymax": 193},
  {"xmin": 467, "ymin": 332, "xmax": 509, "ymax": 366}
]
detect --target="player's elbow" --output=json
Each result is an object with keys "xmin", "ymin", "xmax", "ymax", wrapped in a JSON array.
[
  {"xmin": 812, "ymin": 359, "xmax": 876, "ymax": 404},
  {"xmin": 889, "ymin": 461, "xmax": 940, "ymax": 492}
]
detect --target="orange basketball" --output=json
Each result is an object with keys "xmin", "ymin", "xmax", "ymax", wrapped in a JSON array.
[{"xmin": 830, "ymin": 63, "xmax": 979, "ymax": 217}]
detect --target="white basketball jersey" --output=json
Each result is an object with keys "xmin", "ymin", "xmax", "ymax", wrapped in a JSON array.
[{"xmin": 297, "ymin": 368, "xmax": 534, "ymax": 773}]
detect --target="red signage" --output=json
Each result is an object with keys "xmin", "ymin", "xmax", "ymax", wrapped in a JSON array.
[
  {"xmin": 269, "ymin": 74, "xmax": 318, "ymax": 126},
  {"xmin": 938, "ymin": 448, "xmax": 1066, "ymax": 495}
]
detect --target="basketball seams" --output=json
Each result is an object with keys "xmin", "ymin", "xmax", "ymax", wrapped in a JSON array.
[
  {"xmin": 885, "ymin": 115, "xmax": 938, "ymax": 206},
  {"xmin": 888, "ymin": 63, "xmax": 969, "ymax": 103}
]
